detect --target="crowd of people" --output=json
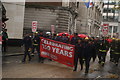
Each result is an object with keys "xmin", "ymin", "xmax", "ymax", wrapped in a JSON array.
[{"xmin": 22, "ymin": 31, "xmax": 120, "ymax": 74}]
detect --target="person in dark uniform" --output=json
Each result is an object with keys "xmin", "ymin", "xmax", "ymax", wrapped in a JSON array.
[
  {"xmin": 82, "ymin": 37, "xmax": 94, "ymax": 74},
  {"xmin": 22, "ymin": 34, "xmax": 32, "ymax": 62},
  {"xmin": 93, "ymin": 37, "xmax": 100, "ymax": 62},
  {"xmin": 2, "ymin": 29, "xmax": 8, "ymax": 52},
  {"xmin": 54, "ymin": 34, "xmax": 61, "ymax": 42},
  {"xmin": 90, "ymin": 39, "xmax": 96, "ymax": 62},
  {"xmin": 73, "ymin": 38, "xmax": 84, "ymax": 71},
  {"xmin": 110, "ymin": 38, "xmax": 120, "ymax": 66},
  {"xmin": 60, "ymin": 34, "xmax": 69, "ymax": 43},
  {"xmin": 114, "ymin": 39, "xmax": 120, "ymax": 66},
  {"xmin": 32, "ymin": 32, "xmax": 43, "ymax": 63},
  {"xmin": 98, "ymin": 37, "xmax": 109, "ymax": 66},
  {"xmin": 70, "ymin": 33, "xmax": 80, "ymax": 45},
  {"xmin": 110, "ymin": 38, "xmax": 116, "ymax": 62}
]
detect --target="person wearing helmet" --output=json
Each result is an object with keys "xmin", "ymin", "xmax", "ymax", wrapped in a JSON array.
[
  {"xmin": 73, "ymin": 38, "xmax": 84, "ymax": 71},
  {"xmin": 93, "ymin": 37, "xmax": 101, "ymax": 62},
  {"xmin": 60, "ymin": 34, "xmax": 69, "ymax": 43},
  {"xmin": 32, "ymin": 32, "xmax": 44, "ymax": 63},
  {"xmin": 2, "ymin": 29, "xmax": 8, "ymax": 52},
  {"xmin": 81, "ymin": 38, "xmax": 94, "ymax": 74},
  {"xmin": 98, "ymin": 37, "xmax": 109, "ymax": 66},
  {"xmin": 70, "ymin": 33, "xmax": 81, "ymax": 45},
  {"xmin": 110, "ymin": 38, "xmax": 116, "ymax": 62},
  {"xmin": 22, "ymin": 34, "xmax": 32, "ymax": 62},
  {"xmin": 110, "ymin": 38, "xmax": 120, "ymax": 66}
]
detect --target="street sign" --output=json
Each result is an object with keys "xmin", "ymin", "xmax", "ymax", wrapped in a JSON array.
[
  {"xmin": 102, "ymin": 24, "xmax": 109, "ymax": 36},
  {"xmin": 32, "ymin": 21, "xmax": 37, "ymax": 32},
  {"xmin": 51, "ymin": 25, "xmax": 55, "ymax": 34}
]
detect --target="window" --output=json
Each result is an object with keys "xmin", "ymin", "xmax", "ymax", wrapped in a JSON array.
[
  {"xmin": 113, "ymin": 26, "xmax": 118, "ymax": 33},
  {"xmin": 114, "ymin": 16, "xmax": 118, "ymax": 21},
  {"xmin": 103, "ymin": 8, "xmax": 115, "ymax": 13}
]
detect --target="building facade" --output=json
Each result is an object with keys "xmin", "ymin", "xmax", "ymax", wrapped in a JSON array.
[
  {"xmin": 102, "ymin": 0, "xmax": 119, "ymax": 38},
  {"xmin": 76, "ymin": 1, "xmax": 103, "ymax": 37},
  {"xmin": 2, "ymin": 0, "xmax": 103, "ymax": 41}
]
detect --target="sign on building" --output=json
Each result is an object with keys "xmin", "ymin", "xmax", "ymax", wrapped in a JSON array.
[
  {"xmin": 51, "ymin": 25, "xmax": 55, "ymax": 34},
  {"xmin": 102, "ymin": 24, "xmax": 109, "ymax": 36},
  {"xmin": 32, "ymin": 21, "xmax": 37, "ymax": 32}
]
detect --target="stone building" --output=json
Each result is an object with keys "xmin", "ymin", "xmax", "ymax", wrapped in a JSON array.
[
  {"xmin": 76, "ymin": 1, "xmax": 103, "ymax": 37},
  {"xmin": 102, "ymin": 0, "xmax": 119, "ymax": 38}
]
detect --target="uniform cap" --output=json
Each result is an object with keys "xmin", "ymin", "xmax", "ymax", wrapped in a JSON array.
[
  {"xmin": 85, "ymin": 37, "xmax": 89, "ymax": 40},
  {"xmin": 35, "ymin": 32, "xmax": 38, "ymax": 34}
]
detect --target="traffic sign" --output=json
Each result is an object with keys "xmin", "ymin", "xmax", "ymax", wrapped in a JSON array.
[
  {"xmin": 32, "ymin": 21, "xmax": 37, "ymax": 32},
  {"xmin": 102, "ymin": 24, "xmax": 109, "ymax": 36}
]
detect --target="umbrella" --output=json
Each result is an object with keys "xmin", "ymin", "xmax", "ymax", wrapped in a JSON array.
[
  {"xmin": 69, "ymin": 34, "xmax": 88, "ymax": 40},
  {"xmin": 58, "ymin": 32, "xmax": 70, "ymax": 36},
  {"xmin": 106, "ymin": 39, "xmax": 112, "ymax": 43},
  {"xmin": 78, "ymin": 34, "xmax": 88, "ymax": 38}
]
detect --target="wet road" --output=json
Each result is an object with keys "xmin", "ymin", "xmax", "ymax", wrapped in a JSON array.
[{"xmin": 2, "ymin": 53, "xmax": 120, "ymax": 79}]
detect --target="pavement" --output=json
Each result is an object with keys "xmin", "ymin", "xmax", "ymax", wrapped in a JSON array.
[
  {"xmin": 2, "ymin": 51, "xmax": 120, "ymax": 79},
  {"xmin": 2, "ymin": 46, "xmax": 24, "ymax": 56}
]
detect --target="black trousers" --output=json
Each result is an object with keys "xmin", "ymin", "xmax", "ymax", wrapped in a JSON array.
[
  {"xmin": 74, "ymin": 55, "xmax": 84, "ymax": 71},
  {"xmin": 110, "ymin": 51, "xmax": 114, "ymax": 61},
  {"xmin": 84, "ymin": 57, "xmax": 91, "ymax": 73},
  {"xmin": 92, "ymin": 53, "xmax": 97, "ymax": 62},
  {"xmin": 32, "ymin": 45, "xmax": 44, "ymax": 62},
  {"xmin": 23, "ymin": 46, "xmax": 31, "ymax": 62},
  {"xmin": 98, "ymin": 52, "xmax": 107, "ymax": 63},
  {"xmin": 113, "ymin": 53, "xmax": 120, "ymax": 64},
  {"xmin": 2, "ymin": 41, "xmax": 7, "ymax": 52}
]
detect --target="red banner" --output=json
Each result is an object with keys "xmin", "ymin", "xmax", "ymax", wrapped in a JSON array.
[{"xmin": 40, "ymin": 37, "xmax": 75, "ymax": 67}]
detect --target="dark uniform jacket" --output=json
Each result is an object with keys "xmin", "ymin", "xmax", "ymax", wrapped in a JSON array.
[
  {"xmin": 82, "ymin": 42, "xmax": 94, "ymax": 58},
  {"xmin": 99, "ymin": 40, "xmax": 109, "ymax": 51},
  {"xmin": 23, "ymin": 36, "xmax": 32, "ymax": 47},
  {"xmin": 75, "ymin": 43, "xmax": 83, "ymax": 58},
  {"xmin": 32, "ymin": 35, "xmax": 40, "ymax": 46},
  {"xmin": 70, "ymin": 37, "xmax": 80, "ymax": 45}
]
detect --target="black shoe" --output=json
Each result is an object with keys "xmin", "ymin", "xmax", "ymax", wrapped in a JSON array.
[
  {"xmin": 22, "ymin": 60, "xmax": 25, "ymax": 63},
  {"xmin": 73, "ymin": 69, "xmax": 76, "ymax": 71},
  {"xmin": 31, "ymin": 54, "xmax": 34, "ymax": 57},
  {"xmin": 41, "ymin": 61, "xmax": 44, "ymax": 63},
  {"xmin": 98, "ymin": 61, "xmax": 101, "ymax": 64},
  {"xmin": 29, "ymin": 58, "xmax": 31, "ymax": 61},
  {"xmin": 85, "ymin": 71, "xmax": 88, "ymax": 75},
  {"xmin": 81, "ymin": 66, "xmax": 83, "ymax": 70},
  {"xmin": 101, "ymin": 63, "xmax": 104, "ymax": 66},
  {"xmin": 115, "ymin": 63, "xmax": 118, "ymax": 66},
  {"xmin": 49, "ymin": 59, "xmax": 52, "ymax": 61}
]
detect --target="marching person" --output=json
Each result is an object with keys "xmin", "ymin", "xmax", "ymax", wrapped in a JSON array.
[
  {"xmin": 114, "ymin": 39, "xmax": 120, "ymax": 66},
  {"xmin": 22, "ymin": 34, "xmax": 32, "ymax": 62},
  {"xmin": 60, "ymin": 34, "xmax": 69, "ymax": 43},
  {"xmin": 73, "ymin": 38, "xmax": 84, "ymax": 71},
  {"xmin": 32, "ymin": 32, "xmax": 44, "ymax": 63},
  {"xmin": 93, "ymin": 37, "xmax": 100, "ymax": 62},
  {"xmin": 110, "ymin": 38, "xmax": 120, "ymax": 66},
  {"xmin": 2, "ymin": 29, "xmax": 8, "ymax": 52},
  {"xmin": 70, "ymin": 33, "xmax": 80, "ymax": 45},
  {"xmin": 98, "ymin": 37, "xmax": 109, "ymax": 66},
  {"xmin": 110, "ymin": 38, "xmax": 116, "ymax": 62},
  {"xmin": 82, "ymin": 37, "xmax": 94, "ymax": 74}
]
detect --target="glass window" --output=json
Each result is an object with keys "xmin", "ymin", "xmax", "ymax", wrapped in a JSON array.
[
  {"xmin": 114, "ymin": 16, "xmax": 118, "ymax": 21},
  {"xmin": 103, "ymin": 16, "xmax": 107, "ymax": 20},
  {"xmin": 104, "ymin": 0, "xmax": 108, "ymax": 3},
  {"xmin": 113, "ymin": 26, "xmax": 118, "ymax": 33},
  {"xmin": 109, "ymin": 26, "xmax": 112, "ymax": 33},
  {"xmin": 103, "ymin": 8, "xmax": 115, "ymax": 13}
]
